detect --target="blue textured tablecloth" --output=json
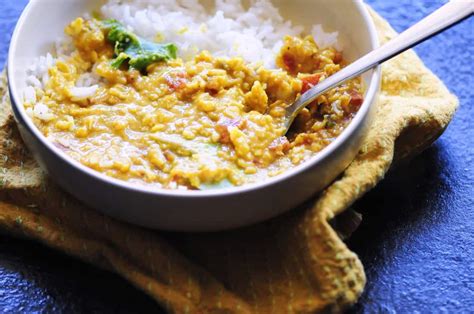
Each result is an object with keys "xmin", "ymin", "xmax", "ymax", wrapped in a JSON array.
[{"xmin": 0, "ymin": 1, "xmax": 472, "ymax": 312}]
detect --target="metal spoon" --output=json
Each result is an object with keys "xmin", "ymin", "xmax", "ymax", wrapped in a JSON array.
[{"xmin": 284, "ymin": 0, "xmax": 473, "ymax": 134}]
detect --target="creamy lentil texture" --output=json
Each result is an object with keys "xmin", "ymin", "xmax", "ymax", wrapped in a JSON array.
[{"xmin": 25, "ymin": 18, "xmax": 363, "ymax": 190}]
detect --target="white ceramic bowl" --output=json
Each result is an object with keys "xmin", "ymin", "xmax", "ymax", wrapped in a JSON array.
[{"xmin": 8, "ymin": 0, "xmax": 380, "ymax": 231}]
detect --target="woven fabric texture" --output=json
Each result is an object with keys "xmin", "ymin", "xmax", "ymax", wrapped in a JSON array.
[{"xmin": 0, "ymin": 8, "xmax": 458, "ymax": 313}]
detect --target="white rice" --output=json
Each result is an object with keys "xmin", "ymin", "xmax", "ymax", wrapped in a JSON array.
[
  {"xmin": 32, "ymin": 102, "xmax": 54, "ymax": 121},
  {"xmin": 24, "ymin": 0, "xmax": 339, "ymax": 111},
  {"xmin": 69, "ymin": 85, "xmax": 99, "ymax": 99}
]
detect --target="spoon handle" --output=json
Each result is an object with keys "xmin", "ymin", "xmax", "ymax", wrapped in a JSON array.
[{"xmin": 285, "ymin": 0, "xmax": 474, "ymax": 130}]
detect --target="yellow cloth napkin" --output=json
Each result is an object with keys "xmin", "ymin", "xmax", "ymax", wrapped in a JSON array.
[{"xmin": 0, "ymin": 8, "xmax": 458, "ymax": 313}]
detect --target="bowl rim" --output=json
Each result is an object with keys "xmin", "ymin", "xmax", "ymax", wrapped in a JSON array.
[{"xmin": 7, "ymin": 0, "xmax": 381, "ymax": 199}]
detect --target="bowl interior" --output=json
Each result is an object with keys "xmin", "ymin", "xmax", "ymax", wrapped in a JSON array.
[{"xmin": 8, "ymin": 0, "xmax": 379, "ymax": 197}]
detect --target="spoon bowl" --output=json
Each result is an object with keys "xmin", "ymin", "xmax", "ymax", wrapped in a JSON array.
[{"xmin": 283, "ymin": 0, "xmax": 473, "ymax": 134}]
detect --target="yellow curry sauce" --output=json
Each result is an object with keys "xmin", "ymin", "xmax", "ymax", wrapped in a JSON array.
[{"xmin": 25, "ymin": 18, "xmax": 363, "ymax": 190}]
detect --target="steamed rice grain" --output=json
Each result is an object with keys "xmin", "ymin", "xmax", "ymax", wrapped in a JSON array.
[{"xmin": 25, "ymin": 0, "xmax": 339, "ymax": 100}]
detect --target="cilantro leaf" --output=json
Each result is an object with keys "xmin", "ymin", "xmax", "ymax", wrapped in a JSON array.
[{"xmin": 102, "ymin": 19, "xmax": 178, "ymax": 72}]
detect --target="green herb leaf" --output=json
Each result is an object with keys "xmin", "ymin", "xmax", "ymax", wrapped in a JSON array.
[{"xmin": 102, "ymin": 19, "xmax": 178, "ymax": 72}]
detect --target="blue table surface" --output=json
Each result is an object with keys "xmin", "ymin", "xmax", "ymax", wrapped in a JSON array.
[{"xmin": 0, "ymin": 1, "xmax": 472, "ymax": 313}]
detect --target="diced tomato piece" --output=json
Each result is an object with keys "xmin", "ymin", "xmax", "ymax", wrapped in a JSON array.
[
  {"xmin": 206, "ymin": 88, "xmax": 219, "ymax": 96},
  {"xmin": 282, "ymin": 53, "xmax": 296, "ymax": 72},
  {"xmin": 269, "ymin": 137, "xmax": 291, "ymax": 154},
  {"xmin": 333, "ymin": 51, "xmax": 343, "ymax": 64},
  {"xmin": 165, "ymin": 72, "xmax": 188, "ymax": 91},
  {"xmin": 350, "ymin": 90, "xmax": 364, "ymax": 107},
  {"xmin": 301, "ymin": 73, "xmax": 323, "ymax": 94},
  {"xmin": 216, "ymin": 118, "xmax": 246, "ymax": 144},
  {"xmin": 215, "ymin": 124, "xmax": 231, "ymax": 144}
]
